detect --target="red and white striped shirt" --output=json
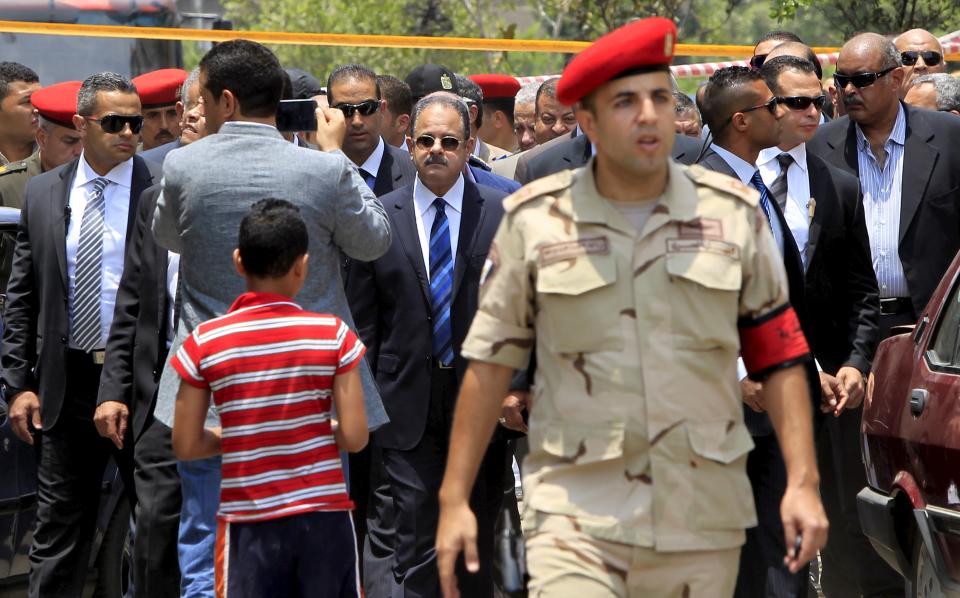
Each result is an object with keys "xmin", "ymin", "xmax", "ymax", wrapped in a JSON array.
[{"xmin": 171, "ymin": 292, "xmax": 365, "ymax": 523}]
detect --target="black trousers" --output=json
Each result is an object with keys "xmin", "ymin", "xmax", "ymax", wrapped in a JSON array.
[
  {"xmin": 28, "ymin": 350, "xmax": 136, "ymax": 598},
  {"xmin": 132, "ymin": 417, "xmax": 181, "ymax": 598},
  {"xmin": 381, "ymin": 367, "xmax": 507, "ymax": 598},
  {"xmin": 734, "ymin": 433, "xmax": 808, "ymax": 598}
]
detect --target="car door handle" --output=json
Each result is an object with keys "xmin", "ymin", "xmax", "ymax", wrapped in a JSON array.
[{"xmin": 909, "ymin": 388, "xmax": 928, "ymax": 417}]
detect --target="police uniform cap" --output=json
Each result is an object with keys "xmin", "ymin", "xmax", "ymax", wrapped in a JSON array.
[
  {"xmin": 284, "ymin": 68, "xmax": 323, "ymax": 100},
  {"xmin": 31, "ymin": 80, "xmax": 82, "ymax": 130},
  {"xmin": 405, "ymin": 64, "xmax": 459, "ymax": 101},
  {"xmin": 468, "ymin": 74, "xmax": 521, "ymax": 100},
  {"xmin": 556, "ymin": 16, "xmax": 677, "ymax": 105},
  {"xmin": 133, "ymin": 68, "xmax": 189, "ymax": 109}
]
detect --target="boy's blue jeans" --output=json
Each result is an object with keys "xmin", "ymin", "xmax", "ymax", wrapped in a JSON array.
[{"xmin": 176, "ymin": 457, "xmax": 222, "ymax": 598}]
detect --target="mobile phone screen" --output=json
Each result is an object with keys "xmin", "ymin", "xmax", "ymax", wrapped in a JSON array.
[{"xmin": 276, "ymin": 99, "xmax": 318, "ymax": 132}]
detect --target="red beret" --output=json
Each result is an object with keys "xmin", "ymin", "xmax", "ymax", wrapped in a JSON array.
[
  {"xmin": 469, "ymin": 74, "xmax": 521, "ymax": 100},
  {"xmin": 557, "ymin": 17, "xmax": 677, "ymax": 105},
  {"xmin": 133, "ymin": 68, "xmax": 189, "ymax": 108},
  {"xmin": 31, "ymin": 81, "xmax": 82, "ymax": 129}
]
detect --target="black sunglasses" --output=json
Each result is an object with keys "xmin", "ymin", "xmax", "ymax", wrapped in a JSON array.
[
  {"xmin": 87, "ymin": 114, "xmax": 144, "ymax": 134},
  {"xmin": 778, "ymin": 94, "xmax": 827, "ymax": 111},
  {"xmin": 415, "ymin": 134, "xmax": 462, "ymax": 152},
  {"xmin": 901, "ymin": 50, "xmax": 942, "ymax": 67},
  {"xmin": 334, "ymin": 99, "xmax": 379, "ymax": 118},
  {"xmin": 741, "ymin": 96, "xmax": 781, "ymax": 115},
  {"xmin": 833, "ymin": 66, "xmax": 896, "ymax": 90},
  {"xmin": 749, "ymin": 54, "xmax": 767, "ymax": 70}
]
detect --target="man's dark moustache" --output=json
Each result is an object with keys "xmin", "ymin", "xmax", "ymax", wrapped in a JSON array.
[{"xmin": 425, "ymin": 155, "xmax": 448, "ymax": 165}]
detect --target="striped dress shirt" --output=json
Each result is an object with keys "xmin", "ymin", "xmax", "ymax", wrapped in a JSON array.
[{"xmin": 855, "ymin": 105, "xmax": 908, "ymax": 299}]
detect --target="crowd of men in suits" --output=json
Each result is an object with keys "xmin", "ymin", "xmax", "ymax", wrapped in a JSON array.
[{"xmin": 0, "ymin": 20, "xmax": 957, "ymax": 598}]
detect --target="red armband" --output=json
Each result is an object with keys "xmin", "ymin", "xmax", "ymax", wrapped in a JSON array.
[{"xmin": 739, "ymin": 305, "xmax": 810, "ymax": 379}]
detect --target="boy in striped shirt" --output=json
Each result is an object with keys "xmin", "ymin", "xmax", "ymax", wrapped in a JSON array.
[{"xmin": 171, "ymin": 198, "xmax": 368, "ymax": 598}]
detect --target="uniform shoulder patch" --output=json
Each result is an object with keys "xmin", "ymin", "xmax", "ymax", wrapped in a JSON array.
[
  {"xmin": 684, "ymin": 163, "xmax": 758, "ymax": 207},
  {"xmin": 503, "ymin": 169, "xmax": 574, "ymax": 213},
  {"xmin": 0, "ymin": 161, "xmax": 28, "ymax": 177}
]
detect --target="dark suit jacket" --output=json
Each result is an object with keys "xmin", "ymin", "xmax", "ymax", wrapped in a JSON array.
[
  {"xmin": 373, "ymin": 142, "xmax": 417, "ymax": 197},
  {"xmin": 518, "ymin": 132, "xmax": 703, "ymax": 185},
  {"xmin": 97, "ymin": 185, "xmax": 171, "ymax": 441},
  {"xmin": 806, "ymin": 104, "xmax": 960, "ymax": 316},
  {"xmin": 1, "ymin": 156, "xmax": 158, "ymax": 429},
  {"xmin": 467, "ymin": 157, "xmax": 521, "ymax": 194},
  {"xmin": 345, "ymin": 180, "xmax": 507, "ymax": 450}
]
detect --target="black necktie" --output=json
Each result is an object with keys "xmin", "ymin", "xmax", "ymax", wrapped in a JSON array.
[{"xmin": 769, "ymin": 153, "xmax": 793, "ymax": 211}]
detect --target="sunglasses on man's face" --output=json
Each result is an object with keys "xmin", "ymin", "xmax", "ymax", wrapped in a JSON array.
[
  {"xmin": 87, "ymin": 114, "xmax": 144, "ymax": 134},
  {"xmin": 901, "ymin": 50, "xmax": 942, "ymax": 67},
  {"xmin": 778, "ymin": 94, "xmax": 827, "ymax": 111},
  {"xmin": 833, "ymin": 66, "xmax": 897, "ymax": 90},
  {"xmin": 414, "ymin": 134, "xmax": 462, "ymax": 152},
  {"xmin": 334, "ymin": 99, "xmax": 379, "ymax": 118},
  {"xmin": 740, "ymin": 96, "xmax": 781, "ymax": 115},
  {"xmin": 749, "ymin": 54, "xmax": 767, "ymax": 70}
]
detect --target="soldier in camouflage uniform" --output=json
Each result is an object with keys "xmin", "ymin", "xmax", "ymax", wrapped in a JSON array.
[{"xmin": 435, "ymin": 17, "xmax": 828, "ymax": 598}]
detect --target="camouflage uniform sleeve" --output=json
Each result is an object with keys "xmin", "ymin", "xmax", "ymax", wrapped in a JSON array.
[
  {"xmin": 737, "ymin": 206, "xmax": 811, "ymax": 381},
  {"xmin": 461, "ymin": 212, "xmax": 535, "ymax": 370}
]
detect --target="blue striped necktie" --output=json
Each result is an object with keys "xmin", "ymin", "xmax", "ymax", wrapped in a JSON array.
[
  {"xmin": 73, "ymin": 176, "xmax": 110, "ymax": 351},
  {"xmin": 750, "ymin": 170, "xmax": 775, "ymax": 233},
  {"xmin": 429, "ymin": 198, "xmax": 454, "ymax": 366}
]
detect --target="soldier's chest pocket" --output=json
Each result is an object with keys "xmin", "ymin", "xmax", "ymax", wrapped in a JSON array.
[
  {"xmin": 535, "ymin": 255, "xmax": 625, "ymax": 354},
  {"xmin": 664, "ymin": 245, "xmax": 742, "ymax": 349}
]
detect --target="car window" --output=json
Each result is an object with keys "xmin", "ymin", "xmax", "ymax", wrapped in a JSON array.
[{"xmin": 928, "ymin": 283, "xmax": 960, "ymax": 368}]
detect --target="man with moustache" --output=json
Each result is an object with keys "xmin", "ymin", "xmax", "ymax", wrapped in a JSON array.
[
  {"xmin": 512, "ymin": 81, "xmax": 538, "ymax": 151},
  {"xmin": 132, "ymin": 69, "xmax": 188, "ymax": 152},
  {"xmin": 346, "ymin": 94, "xmax": 509, "ymax": 597},
  {"xmin": 905, "ymin": 73, "xmax": 960, "ymax": 114},
  {"xmin": 894, "ymin": 28, "xmax": 947, "ymax": 96},
  {"xmin": 807, "ymin": 32, "xmax": 960, "ymax": 597},
  {"xmin": 438, "ymin": 18, "xmax": 828, "ymax": 598},
  {"xmin": 94, "ymin": 75, "xmax": 207, "ymax": 598},
  {"xmin": 0, "ymin": 81, "xmax": 83, "ymax": 209},
  {"xmin": 2, "ymin": 72, "xmax": 158, "ymax": 597},
  {"xmin": 141, "ymin": 68, "xmax": 202, "ymax": 164}
]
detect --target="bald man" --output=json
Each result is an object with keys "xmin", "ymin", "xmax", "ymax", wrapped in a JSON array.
[
  {"xmin": 895, "ymin": 28, "xmax": 947, "ymax": 95},
  {"xmin": 808, "ymin": 31, "xmax": 960, "ymax": 597}
]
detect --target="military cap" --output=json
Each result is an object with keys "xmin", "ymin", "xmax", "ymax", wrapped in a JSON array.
[
  {"xmin": 406, "ymin": 64, "xmax": 459, "ymax": 100},
  {"xmin": 31, "ymin": 80, "xmax": 82, "ymax": 129},
  {"xmin": 284, "ymin": 68, "xmax": 323, "ymax": 100},
  {"xmin": 469, "ymin": 74, "xmax": 521, "ymax": 100},
  {"xmin": 556, "ymin": 16, "xmax": 677, "ymax": 105},
  {"xmin": 133, "ymin": 68, "xmax": 189, "ymax": 108}
]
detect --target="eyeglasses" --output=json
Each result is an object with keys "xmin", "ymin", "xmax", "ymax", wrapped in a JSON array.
[
  {"xmin": 901, "ymin": 50, "xmax": 942, "ymax": 67},
  {"xmin": 414, "ymin": 134, "xmax": 463, "ymax": 151},
  {"xmin": 333, "ymin": 99, "xmax": 379, "ymax": 118},
  {"xmin": 749, "ymin": 54, "xmax": 767, "ymax": 70},
  {"xmin": 833, "ymin": 67, "xmax": 897, "ymax": 90},
  {"xmin": 777, "ymin": 94, "xmax": 827, "ymax": 111},
  {"xmin": 740, "ymin": 96, "xmax": 781, "ymax": 115},
  {"xmin": 87, "ymin": 114, "xmax": 144, "ymax": 134}
]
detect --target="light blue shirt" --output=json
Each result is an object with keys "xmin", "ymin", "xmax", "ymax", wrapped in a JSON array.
[
  {"xmin": 711, "ymin": 144, "xmax": 785, "ymax": 254},
  {"xmin": 855, "ymin": 104, "xmax": 908, "ymax": 299}
]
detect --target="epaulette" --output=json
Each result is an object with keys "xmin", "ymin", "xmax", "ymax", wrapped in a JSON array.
[
  {"xmin": 503, "ymin": 169, "xmax": 574, "ymax": 213},
  {"xmin": 684, "ymin": 163, "xmax": 758, "ymax": 207},
  {"xmin": 0, "ymin": 161, "xmax": 28, "ymax": 177}
]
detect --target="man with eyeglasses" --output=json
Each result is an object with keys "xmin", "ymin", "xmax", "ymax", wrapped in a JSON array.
[
  {"xmin": 345, "ymin": 93, "xmax": 509, "ymax": 598},
  {"xmin": 905, "ymin": 72, "xmax": 960, "ymax": 115},
  {"xmin": 2, "ymin": 71, "xmax": 159, "ymax": 597},
  {"xmin": 749, "ymin": 30, "xmax": 804, "ymax": 72},
  {"xmin": 894, "ymin": 28, "xmax": 947, "ymax": 96},
  {"xmin": 807, "ymin": 31, "xmax": 960, "ymax": 597},
  {"xmin": 726, "ymin": 55, "xmax": 881, "ymax": 598}
]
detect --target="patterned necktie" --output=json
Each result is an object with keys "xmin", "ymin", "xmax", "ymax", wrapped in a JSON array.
[
  {"xmin": 750, "ymin": 170, "xmax": 775, "ymax": 233},
  {"xmin": 359, "ymin": 168, "xmax": 375, "ymax": 191},
  {"xmin": 769, "ymin": 153, "xmax": 794, "ymax": 211},
  {"xmin": 73, "ymin": 177, "xmax": 110, "ymax": 351},
  {"xmin": 429, "ymin": 198, "xmax": 454, "ymax": 366}
]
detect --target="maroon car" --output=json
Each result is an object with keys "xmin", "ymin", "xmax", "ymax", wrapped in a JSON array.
[{"xmin": 860, "ymin": 256, "xmax": 960, "ymax": 596}]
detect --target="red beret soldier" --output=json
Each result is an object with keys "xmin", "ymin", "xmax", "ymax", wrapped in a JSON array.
[
  {"xmin": 132, "ymin": 68, "xmax": 188, "ymax": 150},
  {"xmin": 470, "ymin": 74, "xmax": 522, "ymax": 154}
]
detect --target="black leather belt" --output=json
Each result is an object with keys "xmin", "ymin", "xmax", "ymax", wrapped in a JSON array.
[{"xmin": 879, "ymin": 297, "xmax": 912, "ymax": 316}]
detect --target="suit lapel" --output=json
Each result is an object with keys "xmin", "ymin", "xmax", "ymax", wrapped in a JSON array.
[
  {"xmin": 373, "ymin": 147, "xmax": 394, "ymax": 197},
  {"xmin": 52, "ymin": 159, "xmax": 80, "ymax": 293},
  {"xmin": 898, "ymin": 109, "xmax": 936, "ymax": 244},
  {"xmin": 563, "ymin": 135, "xmax": 590, "ymax": 168},
  {"xmin": 805, "ymin": 157, "xmax": 827, "ymax": 265},
  {"xmin": 391, "ymin": 191, "xmax": 431, "ymax": 305},
  {"xmin": 128, "ymin": 157, "xmax": 154, "ymax": 240},
  {"xmin": 451, "ymin": 181, "xmax": 484, "ymax": 302}
]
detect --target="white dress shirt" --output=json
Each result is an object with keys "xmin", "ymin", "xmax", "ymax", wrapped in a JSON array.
[
  {"xmin": 412, "ymin": 174, "xmax": 464, "ymax": 276},
  {"xmin": 711, "ymin": 144, "xmax": 785, "ymax": 254},
  {"xmin": 66, "ymin": 152, "xmax": 133, "ymax": 349},
  {"xmin": 166, "ymin": 252, "xmax": 180, "ymax": 348},
  {"xmin": 758, "ymin": 143, "xmax": 811, "ymax": 269},
  {"xmin": 358, "ymin": 136, "xmax": 385, "ymax": 179}
]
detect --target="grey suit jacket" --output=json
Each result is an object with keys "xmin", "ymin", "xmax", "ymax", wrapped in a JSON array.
[{"xmin": 151, "ymin": 121, "xmax": 391, "ymax": 429}]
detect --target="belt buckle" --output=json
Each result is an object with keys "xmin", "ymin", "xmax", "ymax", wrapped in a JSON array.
[
  {"xmin": 92, "ymin": 350, "xmax": 106, "ymax": 365},
  {"xmin": 436, "ymin": 359, "xmax": 454, "ymax": 370}
]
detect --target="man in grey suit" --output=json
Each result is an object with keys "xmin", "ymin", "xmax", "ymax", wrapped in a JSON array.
[{"xmin": 151, "ymin": 40, "xmax": 391, "ymax": 597}]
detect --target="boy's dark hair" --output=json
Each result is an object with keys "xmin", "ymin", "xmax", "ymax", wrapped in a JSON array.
[
  {"xmin": 199, "ymin": 39, "xmax": 284, "ymax": 117},
  {"xmin": 238, "ymin": 198, "xmax": 308, "ymax": 278}
]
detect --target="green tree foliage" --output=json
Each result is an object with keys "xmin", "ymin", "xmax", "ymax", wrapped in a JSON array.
[{"xmin": 771, "ymin": 0, "xmax": 959, "ymax": 37}]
